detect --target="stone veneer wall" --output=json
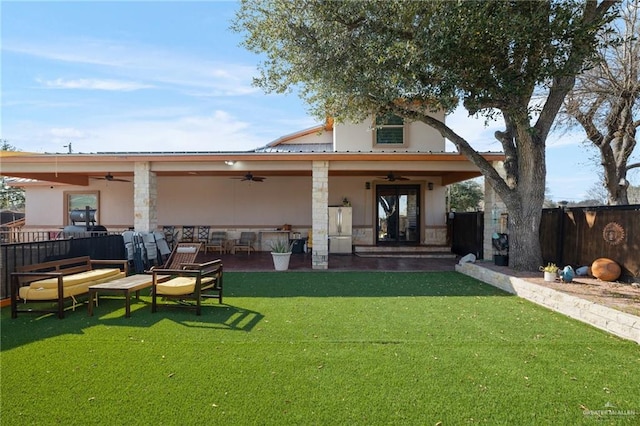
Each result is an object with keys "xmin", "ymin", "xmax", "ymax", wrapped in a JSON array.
[
  {"xmin": 133, "ymin": 162, "xmax": 157, "ymax": 233},
  {"xmin": 424, "ymin": 226, "xmax": 447, "ymax": 245},
  {"xmin": 311, "ymin": 161, "xmax": 329, "ymax": 269},
  {"xmin": 484, "ymin": 161, "xmax": 507, "ymax": 260},
  {"xmin": 456, "ymin": 262, "xmax": 640, "ymax": 344}
]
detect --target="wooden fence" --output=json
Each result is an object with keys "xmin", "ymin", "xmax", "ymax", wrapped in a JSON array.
[
  {"xmin": 451, "ymin": 204, "xmax": 639, "ymax": 282},
  {"xmin": 540, "ymin": 204, "xmax": 639, "ymax": 281}
]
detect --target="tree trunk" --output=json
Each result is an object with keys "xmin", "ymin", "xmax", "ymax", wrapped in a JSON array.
[
  {"xmin": 500, "ymin": 125, "xmax": 546, "ymax": 271},
  {"xmin": 503, "ymin": 195, "xmax": 544, "ymax": 271},
  {"xmin": 417, "ymin": 111, "xmax": 546, "ymax": 271}
]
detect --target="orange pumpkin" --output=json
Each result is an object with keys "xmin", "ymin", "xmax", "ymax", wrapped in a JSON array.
[{"xmin": 590, "ymin": 258, "xmax": 621, "ymax": 282}]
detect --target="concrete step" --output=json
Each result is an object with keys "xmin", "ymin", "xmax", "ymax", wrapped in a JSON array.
[{"xmin": 354, "ymin": 245, "xmax": 455, "ymax": 259}]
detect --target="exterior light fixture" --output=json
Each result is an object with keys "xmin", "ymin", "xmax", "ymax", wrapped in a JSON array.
[
  {"xmin": 224, "ymin": 160, "xmax": 235, "ymax": 166},
  {"xmin": 427, "ymin": 182, "xmax": 434, "ymax": 190}
]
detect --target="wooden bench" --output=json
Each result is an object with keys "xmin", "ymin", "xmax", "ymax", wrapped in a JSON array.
[{"xmin": 11, "ymin": 256, "xmax": 129, "ymax": 319}]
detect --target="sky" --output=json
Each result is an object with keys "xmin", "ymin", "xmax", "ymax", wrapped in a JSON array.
[{"xmin": 2, "ymin": 1, "xmax": 636, "ymax": 202}]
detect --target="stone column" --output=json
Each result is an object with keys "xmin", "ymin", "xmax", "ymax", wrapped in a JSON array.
[
  {"xmin": 484, "ymin": 161, "xmax": 507, "ymax": 260},
  {"xmin": 312, "ymin": 160, "xmax": 329, "ymax": 269},
  {"xmin": 133, "ymin": 162, "xmax": 157, "ymax": 233}
]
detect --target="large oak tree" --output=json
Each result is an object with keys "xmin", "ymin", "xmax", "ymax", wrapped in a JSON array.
[
  {"xmin": 234, "ymin": 0, "xmax": 617, "ymax": 270},
  {"xmin": 564, "ymin": 0, "xmax": 639, "ymax": 205}
]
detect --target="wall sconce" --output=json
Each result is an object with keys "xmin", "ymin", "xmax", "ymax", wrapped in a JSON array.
[
  {"xmin": 365, "ymin": 182, "xmax": 371, "ymax": 190},
  {"xmin": 427, "ymin": 182, "xmax": 434, "ymax": 191},
  {"xmin": 224, "ymin": 160, "xmax": 235, "ymax": 166}
]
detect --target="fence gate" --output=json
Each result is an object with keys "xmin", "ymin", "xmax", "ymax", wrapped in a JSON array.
[{"xmin": 450, "ymin": 211, "xmax": 484, "ymax": 260}]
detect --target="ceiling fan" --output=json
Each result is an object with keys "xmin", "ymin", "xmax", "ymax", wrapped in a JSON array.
[
  {"xmin": 232, "ymin": 172, "xmax": 266, "ymax": 182},
  {"xmin": 92, "ymin": 173, "xmax": 131, "ymax": 182},
  {"xmin": 378, "ymin": 172, "xmax": 409, "ymax": 182}
]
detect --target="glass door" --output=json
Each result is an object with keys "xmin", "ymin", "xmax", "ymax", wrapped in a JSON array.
[{"xmin": 376, "ymin": 185, "xmax": 420, "ymax": 245}]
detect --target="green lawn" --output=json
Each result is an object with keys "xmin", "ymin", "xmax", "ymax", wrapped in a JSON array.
[{"xmin": 2, "ymin": 271, "xmax": 638, "ymax": 425}]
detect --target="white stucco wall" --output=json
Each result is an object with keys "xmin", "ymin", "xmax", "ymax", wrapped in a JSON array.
[
  {"xmin": 333, "ymin": 113, "xmax": 446, "ymax": 152},
  {"xmin": 23, "ymin": 174, "xmax": 447, "ymax": 246},
  {"xmin": 100, "ymin": 183, "xmax": 135, "ymax": 226},
  {"xmin": 24, "ymin": 187, "xmax": 63, "ymax": 227},
  {"xmin": 157, "ymin": 176, "xmax": 313, "ymax": 227},
  {"xmin": 24, "ymin": 181, "xmax": 134, "ymax": 228}
]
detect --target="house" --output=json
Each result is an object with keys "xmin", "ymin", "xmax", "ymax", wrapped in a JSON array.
[{"xmin": 1, "ymin": 114, "xmax": 504, "ymax": 269}]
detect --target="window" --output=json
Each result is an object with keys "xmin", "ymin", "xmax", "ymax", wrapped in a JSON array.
[
  {"xmin": 64, "ymin": 191, "xmax": 99, "ymax": 225},
  {"xmin": 374, "ymin": 114, "xmax": 406, "ymax": 146}
]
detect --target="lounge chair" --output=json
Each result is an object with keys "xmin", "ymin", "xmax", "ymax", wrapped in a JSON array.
[
  {"xmin": 147, "ymin": 242, "xmax": 202, "ymax": 272},
  {"xmin": 150, "ymin": 259, "xmax": 223, "ymax": 315}
]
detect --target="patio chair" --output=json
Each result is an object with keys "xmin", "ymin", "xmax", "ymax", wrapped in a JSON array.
[
  {"xmin": 151, "ymin": 259, "xmax": 223, "ymax": 315},
  {"xmin": 234, "ymin": 232, "xmax": 256, "ymax": 255},
  {"xmin": 153, "ymin": 231, "xmax": 172, "ymax": 265},
  {"xmin": 162, "ymin": 225, "xmax": 177, "ymax": 250},
  {"xmin": 197, "ymin": 226, "xmax": 211, "ymax": 244},
  {"xmin": 122, "ymin": 230, "xmax": 147, "ymax": 273},
  {"xmin": 205, "ymin": 231, "xmax": 227, "ymax": 254},
  {"xmin": 180, "ymin": 226, "xmax": 195, "ymax": 242}
]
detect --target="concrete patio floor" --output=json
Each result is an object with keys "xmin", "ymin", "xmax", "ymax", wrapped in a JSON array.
[{"xmin": 198, "ymin": 251, "xmax": 458, "ymax": 272}]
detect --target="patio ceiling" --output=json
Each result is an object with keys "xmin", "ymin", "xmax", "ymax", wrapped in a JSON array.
[{"xmin": 1, "ymin": 151, "xmax": 503, "ymax": 186}]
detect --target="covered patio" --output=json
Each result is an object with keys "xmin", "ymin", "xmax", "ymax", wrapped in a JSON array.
[{"xmin": 1, "ymin": 116, "xmax": 506, "ymax": 270}]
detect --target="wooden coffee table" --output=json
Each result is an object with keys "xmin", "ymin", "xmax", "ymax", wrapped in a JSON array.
[{"xmin": 88, "ymin": 274, "xmax": 168, "ymax": 317}]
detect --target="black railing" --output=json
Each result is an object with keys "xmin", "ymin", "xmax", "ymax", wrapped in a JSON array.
[
  {"xmin": 0, "ymin": 230, "xmax": 58, "ymax": 244},
  {"xmin": 0, "ymin": 230, "xmax": 123, "ymax": 244},
  {"xmin": 1, "ymin": 235, "xmax": 126, "ymax": 299}
]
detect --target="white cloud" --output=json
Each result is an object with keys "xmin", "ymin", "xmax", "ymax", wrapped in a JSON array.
[
  {"xmin": 84, "ymin": 110, "xmax": 267, "ymax": 153},
  {"xmin": 445, "ymin": 106, "xmax": 504, "ymax": 152},
  {"xmin": 546, "ymin": 129, "xmax": 588, "ymax": 148},
  {"xmin": 38, "ymin": 78, "xmax": 153, "ymax": 91},
  {"xmin": 49, "ymin": 127, "xmax": 87, "ymax": 139},
  {"xmin": 2, "ymin": 110, "xmax": 277, "ymax": 153},
  {"xmin": 7, "ymin": 38, "xmax": 258, "ymax": 97}
]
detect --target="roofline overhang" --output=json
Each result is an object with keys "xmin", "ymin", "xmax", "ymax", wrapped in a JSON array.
[
  {"xmin": 1, "ymin": 151, "xmax": 504, "ymax": 163},
  {"xmin": 1, "ymin": 151, "xmax": 504, "ymax": 187}
]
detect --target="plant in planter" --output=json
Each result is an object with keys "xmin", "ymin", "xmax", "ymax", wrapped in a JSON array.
[
  {"xmin": 539, "ymin": 263, "xmax": 559, "ymax": 282},
  {"xmin": 269, "ymin": 239, "xmax": 295, "ymax": 271},
  {"xmin": 491, "ymin": 233, "xmax": 509, "ymax": 266}
]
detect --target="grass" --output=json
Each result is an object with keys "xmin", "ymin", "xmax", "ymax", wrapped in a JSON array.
[{"xmin": 1, "ymin": 271, "xmax": 639, "ymax": 425}]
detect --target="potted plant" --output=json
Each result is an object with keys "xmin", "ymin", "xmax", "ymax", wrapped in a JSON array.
[
  {"xmin": 539, "ymin": 263, "xmax": 559, "ymax": 282},
  {"xmin": 491, "ymin": 233, "xmax": 509, "ymax": 266},
  {"xmin": 269, "ymin": 238, "xmax": 294, "ymax": 271}
]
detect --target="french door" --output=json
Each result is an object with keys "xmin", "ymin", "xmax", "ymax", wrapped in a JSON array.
[{"xmin": 376, "ymin": 185, "xmax": 420, "ymax": 245}]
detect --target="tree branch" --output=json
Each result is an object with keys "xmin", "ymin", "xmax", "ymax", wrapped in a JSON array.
[
  {"xmin": 535, "ymin": 0, "xmax": 618, "ymax": 142},
  {"xmin": 627, "ymin": 162, "xmax": 640, "ymax": 170},
  {"xmin": 397, "ymin": 107, "xmax": 511, "ymax": 197}
]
